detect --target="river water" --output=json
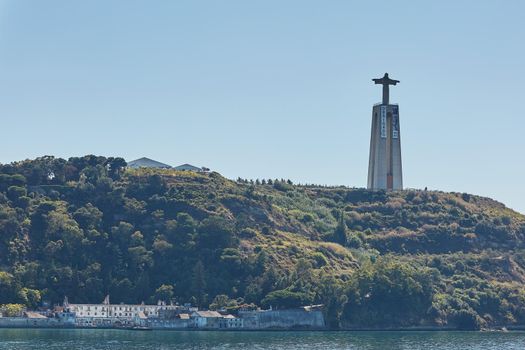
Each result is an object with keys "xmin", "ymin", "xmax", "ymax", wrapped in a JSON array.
[{"xmin": 0, "ymin": 329, "xmax": 524, "ymax": 349}]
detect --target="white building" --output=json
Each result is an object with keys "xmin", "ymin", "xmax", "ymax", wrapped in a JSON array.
[
  {"xmin": 68, "ymin": 303, "xmax": 173, "ymax": 318},
  {"xmin": 64, "ymin": 296, "xmax": 180, "ymax": 327}
]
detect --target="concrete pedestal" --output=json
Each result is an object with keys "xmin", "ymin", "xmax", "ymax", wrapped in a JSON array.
[{"xmin": 367, "ymin": 103, "xmax": 403, "ymax": 190}]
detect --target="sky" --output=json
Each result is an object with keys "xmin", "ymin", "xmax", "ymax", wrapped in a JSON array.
[{"xmin": 0, "ymin": 1, "xmax": 524, "ymax": 213}]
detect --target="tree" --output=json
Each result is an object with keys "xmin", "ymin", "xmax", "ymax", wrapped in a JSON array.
[
  {"xmin": 209, "ymin": 294, "xmax": 238, "ymax": 311},
  {"xmin": 0, "ymin": 304, "xmax": 25, "ymax": 317},
  {"xmin": 333, "ymin": 211, "xmax": 347, "ymax": 246},
  {"xmin": 7, "ymin": 186, "xmax": 27, "ymax": 201},
  {"xmin": 452, "ymin": 309, "xmax": 483, "ymax": 330},
  {"xmin": 152, "ymin": 237, "xmax": 173, "ymax": 255},
  {"xmin": 343, "ymin": 259, "xmax": 439, "ymax": 327},
  {"xmin": 0, "ymin": 272, "xmax": 16, "ymax": 303},
  {"xmin": 154, "ymin": 284, "xmax": 174, "ymax": 303},
  {"xmin": 197, "ymin": 216, "xmax": 235, "ymax": 249},
  {"xmin": 292, "ymin": 258, "xmax": 313, "ymax": 286},
  {"xmin": 191, "ymin": 261, "xmax": 207, "ymax": 307},
  {"xmin": 261, "ymin": 266, "xmax": 279, "ymax": 296},
  {"xmin": 173, "ymin": 213, "xmax": 196, "ymax": 247},
  {"xmin": 73, "ymin": 203, "xmax": 103, "ymax": 230},
  {"xmin": 130, "ymin": 231, "xmax": 145, "ymax": 246},
  {"xmin": 106, "ymin": 157, "xmax": 127, "ymax": 180},
  {"xmin": 17, "ymin": 288, "xmax": 41, "ymax": 309},
  {"xmin": 127, "ymin": 246, "xmax": 153, "ymax": 270},
  {"xmin": 316, "ymin": 274, "xmax": 347, "ymax": 328},
  {"xmin": 111, "ymin": 221, "xmax": 134, "ymax": 246}
]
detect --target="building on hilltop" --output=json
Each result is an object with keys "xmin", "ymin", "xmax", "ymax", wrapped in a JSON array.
[
  {"xmin": 127, "ymin": 158, "xmax": 211, "ymax": 172},
  {"xmin": 174, "ymin": 163, "xmax": 208, "ymax": 172},
  {"xmin": 367, "ymin": 73, "xmax": 403, "ymax": 191},
  {"xmin": 127, "ymin": 157, "xmax": 172, "ymax": 169}
]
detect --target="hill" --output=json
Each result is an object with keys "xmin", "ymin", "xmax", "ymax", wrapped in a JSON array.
[{"xmin": 1, "ymin": 155, "xmax": 524, "ymax": 329}]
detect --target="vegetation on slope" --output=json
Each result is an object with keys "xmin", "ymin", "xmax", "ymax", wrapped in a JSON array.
[{"xmin": 1, "ymin": 156, "xmax": 524, "ymax": 329}]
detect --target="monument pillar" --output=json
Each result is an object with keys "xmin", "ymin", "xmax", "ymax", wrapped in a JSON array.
[{"xmin": 367, "ymin": 73, "xmax": 403, "ymax": 191}]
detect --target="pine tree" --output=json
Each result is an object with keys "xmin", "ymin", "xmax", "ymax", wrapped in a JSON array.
[
  {"xmin": 333, "ymin": 211, "xmax": 347, "ymax": 246},
  {"xmin": 191, "ymin": 260, "xmax": 207, "ymax": 306}
]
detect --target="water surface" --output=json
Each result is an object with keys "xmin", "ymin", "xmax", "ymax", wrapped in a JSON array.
[{"xmin": 0, "ymin": 329, "xmax": 524, "ymax": 350}]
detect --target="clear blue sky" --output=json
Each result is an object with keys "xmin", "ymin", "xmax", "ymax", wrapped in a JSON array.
[{"xmin": 0, "ymin": 1, "xmax": 524, "ymax": 213}]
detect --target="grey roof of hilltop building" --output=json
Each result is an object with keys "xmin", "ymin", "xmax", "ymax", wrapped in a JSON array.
[
  {"xmin": 174, "ymin": 163, "xmax": 202, "ymax": 171},
  {"xmin": 128, "ymin": 157, "xmax": 172, "ymax": 169}
]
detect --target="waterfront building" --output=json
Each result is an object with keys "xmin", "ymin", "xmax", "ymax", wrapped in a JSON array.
[
  {"xmin": 145, "ymin": 313, "xmax": 192, "ymax": 329},
  {"xmin": 238, "ymin": 305, "xmax": 325, "ymax": 329},
  {"xmin": 60, "ymin": 296, "xmax": 323, "ymax": 330},
  {"xmin": 190, "ymin": 310, "xmax": 223, "ymax": 328},
  {"xmin": 0, "ymin": 310, "xmax": 75, "ymax": 328},
  {"xmin": 64, "ymin": 296, "xmax": 180, "ymax": 327},
  {"xmin": 219, "ymin": 314, "xmax": 243, "ymax": 329}
]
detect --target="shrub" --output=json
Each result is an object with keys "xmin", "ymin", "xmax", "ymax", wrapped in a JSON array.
[
  {"xmin": 311, "ymin": 252, "xmax": 328, "ymax": 267},
  {"xmin": 452, "ymin": 309, "xmax": 484, "ymax": 330},
  {"xmin": 261, "ymin": 289, "xmax": 313, "ymax": 309},
  {"xmin": 240, "ymin": 227, "xmax": 258, "ymax": 238},
  {"xmin": 7, "ymin": 186, "xmax": 26, "ymax": 201}
]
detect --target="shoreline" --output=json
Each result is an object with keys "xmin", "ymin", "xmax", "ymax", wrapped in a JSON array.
[{"xmin": 0, "ymin": 326, "xmax": 524, "ymax": 332}]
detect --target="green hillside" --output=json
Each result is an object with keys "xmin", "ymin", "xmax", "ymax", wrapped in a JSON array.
[{"xmin": 1, "ymin": 156, "xmax": 524, "ymax": 329}]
